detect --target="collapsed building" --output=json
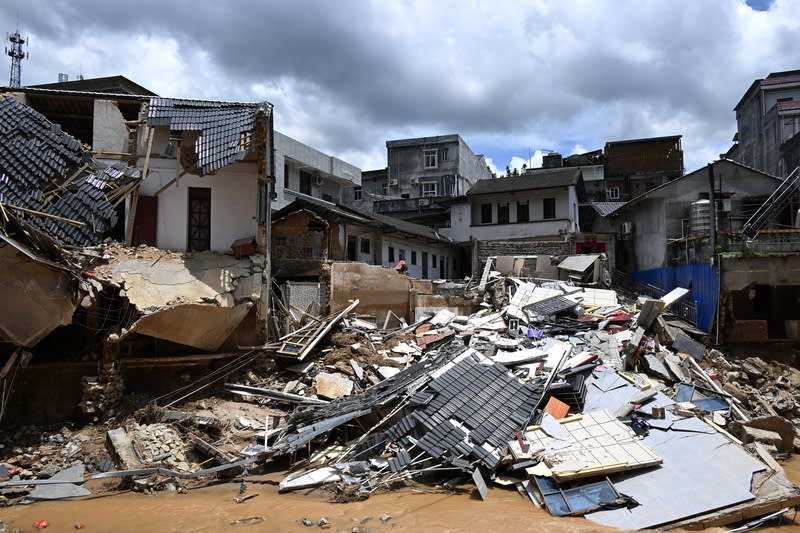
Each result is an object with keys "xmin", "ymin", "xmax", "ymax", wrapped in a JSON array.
[{"xmin": 2, "ymin": 268, "xmax": 800, "ymax": 530}]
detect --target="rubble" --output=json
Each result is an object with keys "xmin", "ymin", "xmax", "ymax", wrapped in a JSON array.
[{"xmin": 2, "ymin": 264, "xmax": 800, "ymax": 531}]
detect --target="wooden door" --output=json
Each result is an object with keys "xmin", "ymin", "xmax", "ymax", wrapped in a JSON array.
[{"xmin": 187, "ymin": 188, "xmax": 211, "ymax": 251}]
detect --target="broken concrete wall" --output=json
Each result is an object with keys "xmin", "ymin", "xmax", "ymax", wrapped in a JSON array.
[
  {"xmin": 93, "ymin": 100, "xmax": 131, "ymax": 155},
  {"xmin": 722, "ymin": 255, "xmax": 800, "ymax": 291},
  {"xmin": 272, "ymin": 210, "xmax": 334, "ymax": 278},
  {"xmin": 90, "ymin": 247, "xmax": 263, "ymax": 351},
  {"xmin": 0, "ymin": 246, "xmax": 77, "ymax": 347},
  {"xmin": 329, "ymin": 263, "xmax": 412, "ymax": 323},
  {"xmin": 472, "ymin": 239, "xmax": 571, "ymax": 280}
]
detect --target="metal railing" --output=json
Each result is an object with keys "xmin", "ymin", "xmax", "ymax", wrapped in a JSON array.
[{"xmin": 613, "ymin": 270, "xmax": 698, "ymax": 325}]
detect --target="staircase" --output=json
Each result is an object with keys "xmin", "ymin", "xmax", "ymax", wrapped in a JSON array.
[{"xmin": 742, "ymin": 166, "xmax": 800, "ymax": 239}]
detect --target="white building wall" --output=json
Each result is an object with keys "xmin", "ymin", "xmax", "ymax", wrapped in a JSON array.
[
  {"xmin": 447, "ymin": 202, "xmax": 471, "ymax": 242},
  {"xmin": 379, "ymin": 238, "xmax": 456, "ymax": 280},
  {"xmin": 139, "ymin": 158, "xmax": 259, "ymax": 252},
  {"xmin": 93, "ymin": 100, "xmax": 130, "ymax": 154},
  {"xmin": 274, "ymin": 131, "xmax": 361, "ymax": 209}
]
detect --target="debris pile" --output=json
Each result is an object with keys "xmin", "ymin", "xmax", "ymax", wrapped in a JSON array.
[{"xmin": 2, "ymin": 267, "xmax": 800, "ymax": 531}]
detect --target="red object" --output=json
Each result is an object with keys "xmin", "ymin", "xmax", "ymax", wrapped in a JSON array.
[
  {"xmin": 80, "ymin": 270, "xmax": 96, "ymax": 278},
  {"xmin": 34, "ymin": 520, "xmax": 49, "ymax": 529},
  {"xmin": 706, "ymin": 369, "xmax": 718, "ymax": 380}
]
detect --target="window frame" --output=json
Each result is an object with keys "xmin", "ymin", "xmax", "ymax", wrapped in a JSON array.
[
  {"xmin": 353, "ymin": 186, "xmax": 362, "ymax": 201},
  {"xmin": 411, "ymin": 250, "xmax": 417, "ymax": 265},
  {"xmin": 517, "ymin": 200, "xmax": 530, "ymax": 223},
  {"xmin": 543, "ymin": 197, "xmax": 556, "ymax": 220},
  {"xmin": 497, "ymin": 202, "xmax": 510, "ymax": 224},
  {"xmin": 480, "ymin": 203, "xmax": 492, "ymax": 224},
  {"xmin": 360, "ymin": 237, "xmax": 371, "ymax": 255},
  {"xmin": 421, "ymin": 182, "xmax": 438, "ymax": 197},
  {"xmin": 607, "ymin": 186, "xmax": 620, "ymax": 200},
  {"xmin": 423, "ymin": 148, "xmax": 438, "ymax": 169}
]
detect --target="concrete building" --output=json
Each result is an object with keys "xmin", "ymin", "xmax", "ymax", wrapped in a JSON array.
[
  {"xmin": 604, "ymin": 135, "xmax": 684, "ymax": 201},
  {"xmin": 448, "ymin": 167, "xmax": 582, "ymax": 276},
  {"xmin": 366, "ymin": 134, "xmax": 492, "ymax": 227},
  {"xmin": 730, "ymin": 69, "xmax": 800, "ymax": 177},
  {"xmin": 594, "ymin": 158, "xmax": 800, "ymax": 340},
  {"xmin": 271, "ymin": 196, "xmax": 463, "ymax": 281},
  {"xmin": 275, "ymin": 131, "xmax": 361, "ymax": 210}
]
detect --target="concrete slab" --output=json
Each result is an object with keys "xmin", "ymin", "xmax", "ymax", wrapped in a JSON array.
[{"xmin": 315, "ymin": 372, "xmax": 354, "ymax": 400}]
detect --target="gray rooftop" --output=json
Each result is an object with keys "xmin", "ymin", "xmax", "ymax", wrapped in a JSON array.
[{"xmin": 467, "ymin": 167, "xmax": 581, "ymax": 196}]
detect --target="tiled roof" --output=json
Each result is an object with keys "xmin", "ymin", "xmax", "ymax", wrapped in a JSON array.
[
  {"xmin": 467, "ymin": 167, "xmax": 580, "ymax": 196},
  {"xmin": 0, "ymin": 96, "xmax": 142, "ymax": 246},
  {"xmin": 147, "ymin": 98, "xmax": 272, "ymax": 175},
  {"xmin": 778, "ymin": 100, "xmax": 800, "ymax": 112},
  {"xmin": 762, "ymin": 74, "xmax": 800, "ymax": 86},
  {"xmin": 275, "ymin": 195, "xmax": 454, "ymax": 244}
]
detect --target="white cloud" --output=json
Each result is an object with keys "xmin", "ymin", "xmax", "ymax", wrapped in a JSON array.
[{"xmin": 5, "ymin": 0, "xmax": 798, "ymax": 175}]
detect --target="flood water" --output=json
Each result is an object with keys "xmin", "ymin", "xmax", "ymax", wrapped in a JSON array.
[{"xmin": 4, "ymin": 461, "xmax": 800, "ymax": 532}]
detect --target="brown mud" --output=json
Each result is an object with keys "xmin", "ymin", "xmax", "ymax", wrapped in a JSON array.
[{"xmin": 3, "ymin": 461, "xmax": 800, "ymax": 533}]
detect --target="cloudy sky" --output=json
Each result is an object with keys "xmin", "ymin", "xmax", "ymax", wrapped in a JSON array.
[{"xmin": 4, "ymin": 0, "xmax": 796, "ymax": 175}]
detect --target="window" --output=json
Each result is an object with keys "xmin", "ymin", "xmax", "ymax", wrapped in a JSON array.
[
  {"xmin": 382, "ymin": 183, "xmax": 390, "ymax": 196},
  {"xmin": 353, "ymin": 186, "xmax": 362, "ymax": 201},
  {"xmin": 424, "ymin": 149, "xmax": 438, "ymax": 169},
  {"xmin": 299, "ymin": 170, "xmax": 312, "ymax": 195},
  {"xmin": 411, "ymin": 250, "xmax": 417, "ymax": 265},
  {"xmin": 360, "ymin": 238, "xmax": 371, "ymax": 255},
  {"xmin": 607, "ymin": 187, "xmax": 620, "ymax": 200},
  {"xmin": 543, "ymin": 198, "xmax": 556, "ymax": 219},
  {"xmin": 517, "ymin": 201, "xmax": 529, "ymax": 223},
  {"xmin": 440, "ymin": 148, "xmax": 449, "ymax": 161},
  {"xmin": 422, "ymin": 182, "xmax": 438, "ymax": 197},
  {"xmin": 388, "ymin": 246, "xmax": 395, "ymax": 262},
  {"xmin": 431, "ymin": 253, "xmax": 436, "ymax": 267},
  {"xmin": 284, "ymin": 164, "xmax": 290, "ymax": 189},
  {"xmin": 480, "ymin": 203, "xmax": 492, "ymax": 224},
  {"xmin": 497, "ymin": 202, "xmax": 510, "ymax": 224}
]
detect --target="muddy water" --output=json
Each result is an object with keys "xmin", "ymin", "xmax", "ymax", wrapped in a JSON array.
[{"xmin": 4, "ymin": 461, "xmax": 800, "ymax": 533}]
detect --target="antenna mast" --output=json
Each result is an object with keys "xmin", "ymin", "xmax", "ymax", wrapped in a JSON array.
[{"xmin": 6, "ymin": 21, "xmax": 28, "ymax": 88}]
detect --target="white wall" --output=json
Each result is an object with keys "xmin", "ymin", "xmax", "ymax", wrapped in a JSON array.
[
  {"xmin": 447, "ymin": 202, "xmax": 471, "ymax": 242},
  {"xmin": 380, "ymin": 237, "xmax": 456, "ymax": 280},
  {"xmin": 468, "ymin": 219, "xmax": 572, "ymax": 241},
  {"xmin": 140, "ymin": 158, "xmax": 259, "ymax": 252},
  {"xmin": 93, "ymin": 100, "xmax": 130, "ymax": 154}
]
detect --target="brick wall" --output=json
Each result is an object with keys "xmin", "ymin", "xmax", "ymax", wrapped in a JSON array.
[
  {"xmin": 272, "ymin": 210, "xmax": 328, "ymax": 278},
  {"xmin": 472, "ymin": 239, "xmax": 572, "ymax": 278}
]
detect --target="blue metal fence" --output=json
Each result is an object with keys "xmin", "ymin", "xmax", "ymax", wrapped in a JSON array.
[{"xmin": 624, "ymin": 263, "xmax": 719, "ymax": 332}]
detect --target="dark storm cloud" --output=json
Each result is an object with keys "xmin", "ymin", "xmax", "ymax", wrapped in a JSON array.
[{"xmin": 5, "ymin": 0, "xmax": 799, "ymax": 172}]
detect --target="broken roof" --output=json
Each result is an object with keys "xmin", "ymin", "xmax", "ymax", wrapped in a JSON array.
[
  {"xmin": 0, "ymin": 95, "xmax": 142, "ymax": 247},
  {"xmin": 26, "ymin": 75, "xmax": 158, "ymax": 96},
  {"xmin": 147, "ymin": 97, "xmax": 272, "ymax": 175},
  {"xmin": 273, "ymin": 195, "xmax": 454, "ymax": 244},
  {"xmin": 467, "ymin": 167, "xmax": 581, "ymax": 196}
]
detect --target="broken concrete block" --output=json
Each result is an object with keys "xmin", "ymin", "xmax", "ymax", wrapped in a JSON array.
[
  {"xmin": 735, "ymin": 426, "xmax": 784, "ymax": 449},
  {"xmin": 315, "ymin": 372, "xmax": 354, "ymax": 400}
]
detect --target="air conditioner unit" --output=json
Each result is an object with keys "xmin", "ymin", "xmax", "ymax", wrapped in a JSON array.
[
  {"xmin": 621, "ymin": 221, "xmax": 633, "ymax": 235},
  {"xmin": 411, "ymin": 178, "xmax": 418, "ymax": 185},
  {"xmin": 418, "ymin": 198, "xmax": 431, "ymax": 207},
  {"xmin": 388, "ymin": 178, "xmax": 398, "ymax": 186},
  {"xmin": 312, "ymin": 175, "xmax": 323, "ymax": 186},
  {"xmin": 719, "ymin": 198, "xmax": 732, "ymax": 212}
]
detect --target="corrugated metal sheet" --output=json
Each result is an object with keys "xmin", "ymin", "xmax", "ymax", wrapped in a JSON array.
[{"xmin": 632, "ymin": 263, "xmax": 719, "ymax": 332}]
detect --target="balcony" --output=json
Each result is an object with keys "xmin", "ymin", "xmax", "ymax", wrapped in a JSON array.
[{"xmin": 469, "ymin": 219, "xmax": 574, "ymax": 241}]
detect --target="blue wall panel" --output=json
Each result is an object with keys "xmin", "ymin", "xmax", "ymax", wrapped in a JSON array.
[{"xmin": 632, "ymin": 263, "xmax": 719, "ymax": 332}]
